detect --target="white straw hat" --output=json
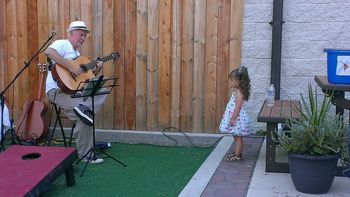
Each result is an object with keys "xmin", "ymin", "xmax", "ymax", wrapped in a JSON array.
[{"xmin": 67, "ymin": 21, "xmax": 90, "ymax": 33}]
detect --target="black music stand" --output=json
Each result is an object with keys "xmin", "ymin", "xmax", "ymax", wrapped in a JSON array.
[{"xmin": 72, "ymin": 75, "xmax": 126, "ymax": 177}]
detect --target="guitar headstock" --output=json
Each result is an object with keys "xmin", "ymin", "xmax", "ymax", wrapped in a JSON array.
[
  {"xmin": 37, "ymin": 63, "xmax": 47, "ymax": 73},
  {"xmin": 110, "ymin": 52, "xmax": 120, "ymax": 60}
]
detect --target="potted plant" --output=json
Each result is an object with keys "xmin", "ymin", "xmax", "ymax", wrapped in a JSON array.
[{"xmin": 275, "ymin": 84, "xmax": 348, "ymax": 194}]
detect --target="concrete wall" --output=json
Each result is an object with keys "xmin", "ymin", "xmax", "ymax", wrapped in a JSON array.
[{"xmin": 242, "ymin": 0, "xmax": 350, "ymax": 129}]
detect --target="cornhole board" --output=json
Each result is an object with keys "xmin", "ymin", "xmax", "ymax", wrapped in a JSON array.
[{"xmin": 0, "ymin": 145, "xmax": 77, "ymax": 196}]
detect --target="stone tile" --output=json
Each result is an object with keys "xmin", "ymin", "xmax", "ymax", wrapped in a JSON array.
[{"xmin": 201, "ymin": 136, "xmax": 264, "ymax": 197}]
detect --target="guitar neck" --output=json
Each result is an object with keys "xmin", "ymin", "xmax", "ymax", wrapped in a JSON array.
[
  {"xmin": 37, "ymin": 63, "xmax": 47, "ymax": 100},
  {"xmin": 84, "ymin": 54, "xmax": 116, "ymax": 70}
]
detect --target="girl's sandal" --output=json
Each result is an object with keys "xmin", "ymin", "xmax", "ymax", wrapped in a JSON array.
[
  {"xmin": 225, "ymin": 152, "xmax": 237, "ymax": 160},
  {"xmin": 225, "ymin": 152, "xmax": 242, "ymax": 161},
  {"xmin": 225, "ymin": 154, "xmax": 242, "ymax": 162}
]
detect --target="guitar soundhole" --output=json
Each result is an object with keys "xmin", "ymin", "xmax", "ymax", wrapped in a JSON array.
[
  {"xmin": 21, "ymin": 152, "xmax": 41, "ymax": 160},
  {"xmin": 80, "ymin": 64, "xmax": 88, "ymax": 72}
]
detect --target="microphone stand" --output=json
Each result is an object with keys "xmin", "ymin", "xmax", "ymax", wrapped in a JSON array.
[{"xmin": 0, "ymin": 32, "xmax": 56, "ymax": 151}]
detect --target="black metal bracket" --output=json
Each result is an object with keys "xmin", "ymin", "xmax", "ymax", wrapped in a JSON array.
[
  {"xmin": 270, "ymin": 0, "xmax": 284, "ymax": 100},
  {"xmin": 269, "ymin": 21, "xmax": 285, "ymax": 26}
]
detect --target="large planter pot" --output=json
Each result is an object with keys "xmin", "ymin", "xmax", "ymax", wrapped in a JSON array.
[{"xmin": 288, "ymin": 153, "xmax": 340, "ymax": 194}]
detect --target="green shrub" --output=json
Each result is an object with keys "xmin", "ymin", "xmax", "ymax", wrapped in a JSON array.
[{"xmin": 275, "ymin": 84, "xmax": 347, "ymax": 156}]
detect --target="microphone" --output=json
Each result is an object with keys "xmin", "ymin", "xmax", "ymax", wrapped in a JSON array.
[{"xmin": 49, "ymin": 31, "xmax": 56, "ymax": 40}]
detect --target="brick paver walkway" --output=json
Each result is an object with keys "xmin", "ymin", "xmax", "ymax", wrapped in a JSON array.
[{"xmin": 201, "ymin": 136, "xmax": 264, "ymax": 197}]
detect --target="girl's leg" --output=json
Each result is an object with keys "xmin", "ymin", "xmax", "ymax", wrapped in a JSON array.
[
  {"xmin": 225, "ymin": 138, "xmax": 236, "ymax": 158},
  {"xmin": 234, "ymin": 136, "xmax": 243, "ymax": 157},
  {"xmin": 226, "ymin": 136, "xmax": 243, "ymax": 161}
]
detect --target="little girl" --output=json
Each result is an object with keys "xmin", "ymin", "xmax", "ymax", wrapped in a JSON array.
[{"xmin": 219, "ymin": 66, "xmax": 253, "ymax": 161}]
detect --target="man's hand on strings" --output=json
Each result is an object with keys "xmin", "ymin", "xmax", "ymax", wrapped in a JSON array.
[
  {"xmin": 93, "ymin": 61, "xmax": 103, "ymax": 75},
  {"xmin": 96, "ymin": 61, "xmax": 103, "ymax": 69}
]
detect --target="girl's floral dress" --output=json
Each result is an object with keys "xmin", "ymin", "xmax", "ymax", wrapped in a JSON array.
[{"xmin": 219, "ymin": 93, "xmax": 253, "ymax": 136}]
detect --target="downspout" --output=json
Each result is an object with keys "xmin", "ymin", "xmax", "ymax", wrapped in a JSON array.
[{"xmin": 269, "ymin": 0, "xmax": 284, "ymax": 99}]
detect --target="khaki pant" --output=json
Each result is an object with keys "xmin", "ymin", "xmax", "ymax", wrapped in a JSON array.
[{"xmin": 47, "ymin": 89, "xmax": 107, "ymax": 158}]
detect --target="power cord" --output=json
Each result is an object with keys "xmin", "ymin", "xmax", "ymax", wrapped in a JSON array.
[
  {"xmin": 46, "ymin": 127, "xmax": 231, "ymax": 148},
  {"xmin": 161, "ymin": 127, "xmax": 232, "ymax": 148}
]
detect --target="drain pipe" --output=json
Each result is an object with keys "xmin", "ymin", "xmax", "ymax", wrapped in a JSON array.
[{"xmin": 269, "ymin": 0, "xmax": 284, "ymax": 99}]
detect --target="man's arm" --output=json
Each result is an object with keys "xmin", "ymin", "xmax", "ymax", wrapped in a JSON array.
[{"xmin": 45, "ymin": 47, "xmax": 83, "ymax": 76}]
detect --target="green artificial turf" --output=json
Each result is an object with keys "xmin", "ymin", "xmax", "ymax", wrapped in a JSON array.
[{"xmin": 42, "ymin": 143, "xmax": 213, "ymax": 197}]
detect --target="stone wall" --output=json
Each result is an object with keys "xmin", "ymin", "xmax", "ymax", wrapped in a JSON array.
[{"xmin": 242, "ymin": 0, "xmax": 350, "ymax": 129}]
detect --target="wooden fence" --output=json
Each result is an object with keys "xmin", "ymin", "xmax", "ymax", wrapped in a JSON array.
[{"xmin": 0, "ymin": 0, "xmax": 243, "ymax": 133}]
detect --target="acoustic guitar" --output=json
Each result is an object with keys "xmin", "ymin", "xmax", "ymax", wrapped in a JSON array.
[
  {"xmin": 51, "ymin": 52, "xmax": 120, "ymax": 94},
  {"xmin": 15, "ymin": 63, "xmax": 48, "ymax": 141}
]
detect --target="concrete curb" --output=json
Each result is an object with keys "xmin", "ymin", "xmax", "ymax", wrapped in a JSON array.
[
  {"xmin": 178, "ymin": 136, "xmax": 233, "ymax": 197},
  {"xmin": 54, "ymin": 128, "xmax": 226, "ymax": 147}
]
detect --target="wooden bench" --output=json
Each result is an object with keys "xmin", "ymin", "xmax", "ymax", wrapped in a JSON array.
[
  {"xmin": 0, "ymin": 145, "xmax": 77, "ymax": 196},
  {"xmin": 257, "ymin": 100, "xmax": 300, "ymax": 173}
]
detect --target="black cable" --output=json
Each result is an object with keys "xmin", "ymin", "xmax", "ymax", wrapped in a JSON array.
[
  {"xmin": 47, "ymin": 126, "xmax": 230, "ymax": 148},
  {"xmin": 161, "ymin": 127, "xmax": 179, "ymax": 146},
  {"xmin": 161, "ymin": 127, "xmax": 232, "ymax": 148}
]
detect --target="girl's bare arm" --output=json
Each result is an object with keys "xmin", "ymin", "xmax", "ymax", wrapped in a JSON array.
[{"xmin": 230, "ymin": 90, "xmax": 244, "ymax": 126}]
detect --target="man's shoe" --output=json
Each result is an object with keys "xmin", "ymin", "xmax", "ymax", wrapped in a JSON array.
[
  {"xmin": 82, "ymin": 157, "xmax": 104, "ymax": 164},
  {"xmin": 73, "ymin": 104, "xmax": 94, "ymax": 126}
]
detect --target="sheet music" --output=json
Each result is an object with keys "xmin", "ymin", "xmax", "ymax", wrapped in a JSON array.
[
  {"xmin": 71, "ymin": 76, "xmax": 118, "ymax": 99},
  {"xmin": 80, "ymin": 77, "xmax": 106, "ymax": 97}
]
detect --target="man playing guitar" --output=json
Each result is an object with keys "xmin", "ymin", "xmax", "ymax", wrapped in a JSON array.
[{"xmin": 45, "ymin": 21, "xmax": 106, "ymax": 164}]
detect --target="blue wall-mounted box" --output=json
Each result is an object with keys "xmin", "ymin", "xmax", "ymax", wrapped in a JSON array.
[{"xmin": 324, "ymin": 49, "xmax": 350, "ymax": 84}]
